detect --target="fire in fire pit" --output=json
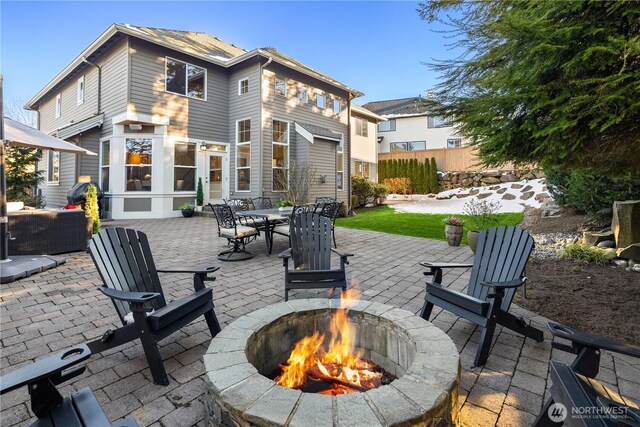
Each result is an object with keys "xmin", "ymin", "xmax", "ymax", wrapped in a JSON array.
[{"xmin": 274, "ymin": 290, "xmax": 394, "ymax": 395}]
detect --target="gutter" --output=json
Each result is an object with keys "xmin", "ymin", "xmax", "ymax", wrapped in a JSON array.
[
  {"xmin": 258, "ymin": 56, "xmax": 273, "ymax": 197},
  {"xmin": 82, "ymin": 58, "xmax": 102, "ymax": 116}
]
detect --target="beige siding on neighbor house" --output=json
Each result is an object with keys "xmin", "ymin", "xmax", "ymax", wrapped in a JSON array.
[
  {"xmin": 128, "ymin": 38, "xmax": 229, "ymax": 142},
  {"xmin": 261, "ymin": 65, "xmax": 349, "ymax": 203}
]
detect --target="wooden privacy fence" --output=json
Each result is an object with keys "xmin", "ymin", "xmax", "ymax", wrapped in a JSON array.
[{"xmin": 378, "ymin": 147, "xmax": 516, "ymax": 171}]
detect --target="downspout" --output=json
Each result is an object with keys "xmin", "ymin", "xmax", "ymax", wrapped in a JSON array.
[
  {"xmin": 347, "ymin": 94, "xmax": 353, "ymax": 215},
  {"xmin": 82, "ymin": 57, "xmax": 102, "ymax": 116},
  {"xmin": 258, "ymin": 56, "xmax": 273, "ymax": 197}
]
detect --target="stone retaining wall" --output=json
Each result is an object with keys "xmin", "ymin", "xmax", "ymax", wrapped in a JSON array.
[{"xmin": 438, "ymin": 170, "xmax": 544, "ymax": 191}]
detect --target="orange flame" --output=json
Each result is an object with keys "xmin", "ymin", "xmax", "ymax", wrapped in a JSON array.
[{"xmin": 275, "ymin": 288, "xmax": 383, "ymax": 394}]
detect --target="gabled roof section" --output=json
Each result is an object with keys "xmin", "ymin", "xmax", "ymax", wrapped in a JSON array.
[
  {"xmin": 351, "ymin": 103, "xmax": 387, "ymax": 123},
  {"xmin": 362, "ymin": 97, "xmax": 439, "ymax": 117},
  {"xmin": 295, "ymin": 122, "xmax": 343, "ymax": 143}
]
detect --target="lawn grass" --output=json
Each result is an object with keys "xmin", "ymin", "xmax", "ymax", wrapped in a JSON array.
[{"xmin": 335, "ymin": 205, "xmax": 524, "ymax": 244}]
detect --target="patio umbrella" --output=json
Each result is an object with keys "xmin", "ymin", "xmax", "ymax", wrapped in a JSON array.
[{"xmin": 0, "ymin": 76, "xmax": 97, "ymax": 282}]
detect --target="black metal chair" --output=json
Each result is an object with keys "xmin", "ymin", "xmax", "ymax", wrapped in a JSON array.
[
  {"xmin": 317, "ymin": 201, "xmax": 343, "ymax": 248},
  {"xmin": 209, "ymin": 203, "xmax": 259, "ymax": 261},
  {"xmin": 252, "ymin": 196, "xmax": 273, "ymax": 209},
  {"xmin": 278, "ymin": 213, "xmax": 353, "ymax": 301},
  {"xmin": 272, "ymin": 203, "xmax": 318, "ymax": 241},
  {"xmin": 534, "ymin": 323, "xmax": 640, "ymax": 426},
  {"xmin": 315, "ymin": 196, "xmax": 336, "ymax": 204},
  {"xmin": 421, "ymin": 226, "xmax": 543, "ymax": 366},
  {"xmin": 87, "ymin": 227, "xmax": 221, "ymax": 386},
  {"xmin": 0, "ymin": 344, "xmax": 138, "ymax": 427},
  {"xmin": 225, "ymin": 198, "xmax": 251, "ymax": 213}
]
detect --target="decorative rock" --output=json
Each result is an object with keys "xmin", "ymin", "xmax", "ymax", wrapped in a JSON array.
[
  {"xmin": 521, "ymin": 185, "xmax": 533, "ymax": 192},
  {"xmin": 477, "ymin": 193, "xmax": 492, "ymax": 200},
  {"xmin": 436, "ymin": 193, "xmax": 453, "ymax": 200},
  {"xmin": 489, "ymin": 185, "xmax": 501, "ymax": 190},
  {"xmin": 616, "ymin": 243, "xmax": 640, "ymax": 261},
  {"xmin": 500, "ymin": 173, "xmax": 517, "ymax": 182},
  {"xmin": 632, "ymin": 264, "xmax": 640, "ymax": 273},
  {"xmin": 614, "ymin": 259, "xmax": 629, "ymax": 267},
  {"xmin": 469, "ymin": 189, "xmax": 480, "ymax": 195},
  {"xmin": 497, "ymin": 188, "xmax": 508, "ymax": 194},
  {"xmin": 511, "ymin": 183, "xmax": 524, "ymax": 189},
  {"xmin": 520, "ymin": 191, "xmax": 535, "ymax": 200},
  {"xmin": 534, "ymin": 171, "xmax": 546, "ymax": 179},
  {"xmin": 535, "ymin": 193, "xmax": 550, "ymax": 203},
  {"xmin": 600, "ymin": 248, "xmax": 617, "ymax": 259},
  {"xmin": 483, "ymin": 170, "xmax": 502, "ymax": 177},
  {"xmin": 523, "ymin": 172, "xmax": 537, "ymax": 180},
  {"xmin": 582, "ymin": 231, "xmax": 615, "ymax": 246},
  {"xmin": 611, "ymin": 200, "xmax": 640, "ymax": 249},
  {"xmin": 455, "ymin": 193, "xmax": 469, "ymax": 198},
  {"xmin": 597, "ymin": 240, "xmax": 616, "ymax": 248},
  {"xmin": 502, "ymin": 193, "xmax": 516, "ymax": 200},
  {"xmin": 480, "ymin": 177, "xmax": 501, "ymax": 184}
]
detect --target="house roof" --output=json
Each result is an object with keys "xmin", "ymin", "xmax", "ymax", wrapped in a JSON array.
[
  {"xmin": 26, "ymin": 24, "xmax": 362, "ymax": 110},
  {"xmin": 351, "ymin": 103, "xmax": 387, "ymax": 122},
  {"xmin": 362, "ymin": 97, "xmax": 438, "ymax": 117},
  {"xmin": 294, "ymin": 122, "xmax": 343, "ymax": 143}
]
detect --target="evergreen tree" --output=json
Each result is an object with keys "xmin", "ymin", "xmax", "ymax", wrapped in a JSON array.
[
  {"xmin": 6, "ymin": 146, "xmax": 43, "ymax": 204},
  {"xmin": 196, "ymin": 177, "xmax": 204, "ymax": 207},
  {"xmin": 429, "ymin": 157, "xmax": 439, "ymax": 193},
  {"xmin": 419, "ymin": 1, "xmax": 640, "ymax": 174},
  {"xmin": 421, "ymin": 160, "xmax": 429, "ymax": 193},
  {"xmin": 411, "ymin": 159, "xmax": 419, "ymax": 193},
  {"xmin": 85, "ymin": 184, "xmax": 101, "ymax": 234}
]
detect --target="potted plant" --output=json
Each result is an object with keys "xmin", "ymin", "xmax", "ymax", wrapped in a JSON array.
[
  {"xmin": 196, "ymin": 178, "xmax": 204, "ymax": 211},
  {"xmin": 463, "ymin": 200, "xmax": 502, "ymax": 253},
  {"xmin": 443, "ymin": 217, "xmax": 465, "ymax": 246},
  {"xmin": 278, "ymin": 199, "xmax": 294, "ymax": 211},
  {"xmin": 179, "ymin": 202, "xmax": 195, "ymax": 218}
]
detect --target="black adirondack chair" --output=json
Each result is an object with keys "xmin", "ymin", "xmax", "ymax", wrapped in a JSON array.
[
  {"xmin": 209, "ymin": 203, "xmax": 259, "ymax": 261},
  {"xmin": 317, "ymin": 201, "xmax": 343, "ymax": 248},
  {"xmin": 279, "ymin": 213, "xmax": 353, "ymax": 301},
  {"xmin": 87, "ymin": 227, "xmax": 221, "ymax": 385},
  {"xmin": 0, "ymin": 344, "xmax": 138, "ymax": 426},
  {"xmin": 534, "ymin": 323, "xmax": 640, "ymax": 426},
  {"xmin": 421, "ymin": 226, "xmax": 543, "ymax": 366}
]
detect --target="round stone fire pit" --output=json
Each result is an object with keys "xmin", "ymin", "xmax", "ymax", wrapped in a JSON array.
[{"xmin": 204, "ymin": 299, "xmax": 460, "ymax": 426}]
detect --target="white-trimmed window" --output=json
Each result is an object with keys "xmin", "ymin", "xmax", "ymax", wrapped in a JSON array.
[
  {"xmin": 174, "ymin": 142, "xmax": 196, "ymax": 191},
  {"xmin": 355, "ymin": 161, "xmax": 370, "ymax": 179},
  {"xmin": 275, "ymin": 76, "xmax": 286, "ymax": 96},
  {"xmin": 236, "ymin": 119, "xmax": 251, "ymax": 191},
  {"xmin": 125, "ymin": 137, "xmax": 153, "ymax": 192},
  {"xmin": 337, "ymin": 138, "xmax": 344, "ymax": 191},
  {"xmin": 297, "ymin": 86, "xmax": 308, "ymax": 103},
  {"xmin": 333, "ymin": 99, "xmax": 341, "ymax": 113},
  {"xmin": 447, "ymin": 138, "xmax": 462, "ymax": 148},
  {"xmin": 378, "ymin": 119, "xmax": 396, "ymax": 132},
  {"xmin": 355, "ymin": 117, "xmax": 368, "ymax": 137},
  {"xmin": 77, "ymin": 76, "xmax": 85, "ymax": 105},
  {"xmin": 238, "ymin": 78, "xmax": 249, "ymax": 95},
  {"xmin": 428, "ymin": 116, "xmax": 453, "ymax": 128},
  {"xmin": 317, "ymin": 93, "xmax": 325, "ymax": 109},
  {"xmin": 100, "ymin": 140, "xmax": 110, "ymax": 192},
  {"xmin": 272, "ymin": 120, "xmax": 289, "ymax": 191},
  {"xmin": 391, "ymin": 141, "xmax": 426, "ymax": 152},
  {"xmin": 48, "ymin": 151, "xmax": 60, "ymax": 183},
  {"xmin": 55, "ymin": 93, "xmax": 61, "ymax": 118},
  {"xmin": 165, "ymin": 57, "xmax": 206, "ymax": 100}
]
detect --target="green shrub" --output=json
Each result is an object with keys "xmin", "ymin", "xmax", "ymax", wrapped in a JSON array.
[
  {"xmin": 352, "ymin": 175, "xmax": 373, "ymax": 205},
  {"xmin": 85, "ymin": 184, "xmax": 101, "ymax": 234},
  {"xmin": 196, "ymin": 178, "xmax": 204, "ymax": 207},
  {"xmin": 383, "ymin": 178, "xmax": 411, "ymax": 195},
  {"xmin": 429, "ymin": 158, "xmax": 439, "ymax": 193},
  {"xmin": 560, "ymin": 244, "xmax": 612, "ymax": 266},
  {"xmin": 545, "ymin": 168, "xmax": 640, "ymax": 216},
  {"xmin": 371, "ymin": 182, "xmax": 389, "ymax": 204}
]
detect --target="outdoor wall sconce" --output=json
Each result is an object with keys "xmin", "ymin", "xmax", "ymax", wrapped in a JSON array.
[
  {"xmin": 199, "ymin": 142, "xmax": 207, "ymax": 151},
  {"xmin": 128, "ymin": 123, "xmax": 142, "ymax": 131},
  {"xmin": 319, "ymin": 175, "xmax": 326, "ymax": 184}
]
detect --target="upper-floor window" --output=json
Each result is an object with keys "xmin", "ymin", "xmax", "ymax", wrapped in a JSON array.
[
  {"xmin": 55, "ymin": 94, "xmax": 61, "ymax": 118},
  {"xmin": 317, "ymin": 93, "xmax": 326, "ymax": 109},
  {"xmin": 391, "ymin": 141, "xmax": 426, "ymax": 152},
  {"xmin": 165, "ymin": 57, "xmax": 206, "ymax": 100},
  {"xmin": 236, "ymin": 119, "xmax": 251, "ymax": 192},
  {"xmin": 77, "ymin": 76, "xmax": 85, "ymax": 105},
  {"xmin": 333, "ymin": 99, "xmax": 341, "ymax": 113},
  {"xmin": 125, "ymin": 138, "xmax": 153, "ymax": 191},
  {"xmin": 355, "ymin": 117, "xmax": 368, "ymax": 137},
  {"xmin": 428, "ymin": 116, "xmax": 453, "ymax": 128},
  {"xmin": 238, "ymin": 78, "xmax": 249, "ymax": 95},
  {"xmin": 272, "ymin": 120, "xmax": 289, "ymax": 192},
  {"xmin": 355, "ymin": 161, "xmax": 370, "ymax": 179},
  {"xmin": 275, "ymin": 76, "xmax": 286, "ymax": 96},
  {"xmin": 378, "ymin": 119, "xmax": 396, "ymax": 132},
  {"xmin": 174, "ymin": 142, "xmax": 196, "ymax": 191},
  {"xmin": 48, "ymin": 151, "xmax": 60, "ymax": 183},
  {"xmin": 447, "ymin": 138, "xmax": 462, "ymax": 148},
  {"xmin": 298, "ymin": 87, "xmax": 308, "ymax": 103}
]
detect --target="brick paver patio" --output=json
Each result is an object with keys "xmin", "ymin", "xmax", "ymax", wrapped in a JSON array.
[{"xmin": 1, "ymin": 216, "xmax": 638, "ymax": 426}]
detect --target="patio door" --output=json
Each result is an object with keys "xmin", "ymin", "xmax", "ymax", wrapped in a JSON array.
[{"xmin": 207, "ymin": 152, "xmax": 228, "ymax": 203}]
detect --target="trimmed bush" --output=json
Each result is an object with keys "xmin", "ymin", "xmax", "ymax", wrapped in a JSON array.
[
  {"xmin": 86, "ymin": 184, "xmax": 101, "ymax": 234},
  {"xmin": 560, "ymin": 244, "xmax": 613, "ymax": 266}
]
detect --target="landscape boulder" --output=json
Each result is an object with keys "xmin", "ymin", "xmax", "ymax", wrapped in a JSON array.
[
  {"xmin": 582, "ymin": 231, "xmax": 615, "ymax": 246},
  {"xmin": 611, "ymin": 200, "xmax": 640, "ymax": 248},
  {"xmin": 616, "ymin": 243, "xmax": 640, "ymax": 261}
]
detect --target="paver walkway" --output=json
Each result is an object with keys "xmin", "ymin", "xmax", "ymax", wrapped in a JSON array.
[{"xmin": 1, "ymin": 216, "xmax": 638, "ymax": 426}]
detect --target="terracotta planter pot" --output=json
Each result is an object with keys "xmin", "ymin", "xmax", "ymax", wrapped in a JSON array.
[
  {"xmin": 445, "ymin": 224, "xmax": 464, "ymax": 246},
  {"xmin": 468, "ymin": 230, "xmax": 480, "ymax": 253}
]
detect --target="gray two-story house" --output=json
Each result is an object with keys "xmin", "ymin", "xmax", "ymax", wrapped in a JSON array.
[{"xmin": 26, "ymin": 24, "xmax": 362, "ymax": 219}]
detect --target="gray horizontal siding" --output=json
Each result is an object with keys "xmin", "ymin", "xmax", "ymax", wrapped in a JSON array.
[
  {"xmin": 38, "ymin": 151, "xmax": 76, "ymax": 208},
  {"xmin": 76, "ymin": 129, "xmax": 101, "ymax": 182}
]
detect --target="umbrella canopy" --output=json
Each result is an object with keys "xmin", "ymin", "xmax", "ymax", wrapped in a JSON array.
[{"xmin": 3, "ymin": 117, "xmax": 96, "ymax": 155}]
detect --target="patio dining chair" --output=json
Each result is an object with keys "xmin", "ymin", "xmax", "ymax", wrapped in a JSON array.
[
  {"xmin": 252, "ymin": 196, "xmax": 273, "ymax": 209},
  {"xmin": 271, "ymin": 203, "xmax": 318, "ymax": 241},
  {"xmin": 317, "ymin": 201, "xmax": 343, "ymax": 248},
  {"xmin": 225, "ymin": 198, "xmax": 251, "ymax": 213},
  {"xmin": 420, "ymin": 226, "xmax": 544, "ymax": 366},
  {"xmin": 87, "ymin": 227, "xmax": 221, "ymax": 386},
  {"xmin": 209, "ymin": 203, "xmax": 259, "ymax": 261},
  {"xmin": 279, "ymin": 212, "xmax": 353, "ymax": 301},
  {"xmin": 315, "ymin": 196, "xmax": 336, "ymax": 204}
]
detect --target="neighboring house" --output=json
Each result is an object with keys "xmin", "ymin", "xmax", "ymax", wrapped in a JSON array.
[
  {"xmin": 362, "ymin": 96, "xmax": 468, "ymax": 153},
  {"xmin": 350, "ymin": 104, "xmax": 385, "ymax": 182},
  {"xmin": 26, "ymin": 24, "xmax": 362, "ymax": 219}
]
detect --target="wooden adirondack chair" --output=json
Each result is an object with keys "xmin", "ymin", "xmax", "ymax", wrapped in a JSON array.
[
  {"xmin": 421, "ymin": 226, "xmax": 543, "ymax": 366},
  {"xmin": 278, "ymin": 213, "xmax": 353, "ymax": 301},
  {"xmin": 87, "ymin": 227, "xmax": 221, "ymax": 385},
  {"xmin": 0, "ymin": 344, "xmax": 138, "ymax": 426},
  {"xmin": 534, "ymin": 323, "xmax": 640, "ymax": 427}
]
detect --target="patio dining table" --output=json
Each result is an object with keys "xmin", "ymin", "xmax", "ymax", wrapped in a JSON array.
[{"xmin": 235, "ymin": 207, "xmax": 293, "ymax": 255}]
